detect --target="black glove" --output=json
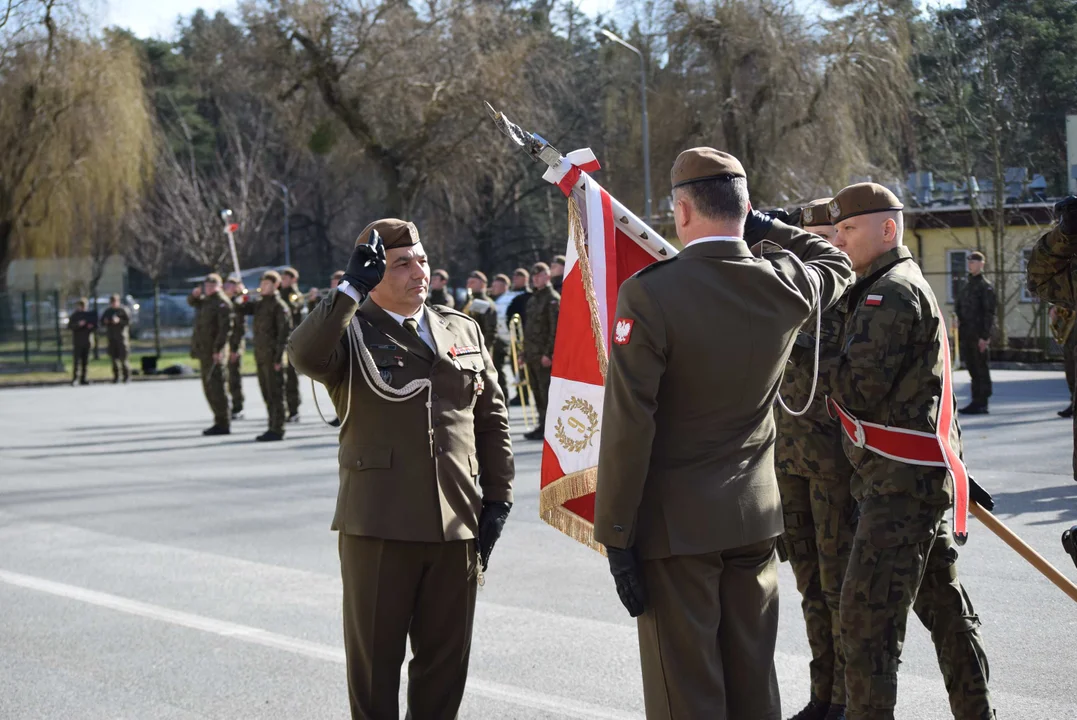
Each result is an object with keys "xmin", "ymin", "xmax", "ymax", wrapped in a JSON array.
[
  {"xmin": 968, "ymin": 476, "xmax": 994, "ymax": 512},
  {"xmin": 766, "ymin": 207, "xmax": 799, "ymax": 227},
  {"xmin": 342, "ymin": 229, "xmax": 387, "ymax": 296},
  {"xmin": 743, "ymin": 208, "xmax": 775, "ymax": 245},
  {"xmin": 477, "ymin": 501, "xmax": 511, "ymax": 571},
  {"xmin": 1055, "ymin": 196, "xmax": 1077, "ymax": 236},
  {"xmin": 606, "ymin": 546, "xmax": 647, "ymax": 617}
]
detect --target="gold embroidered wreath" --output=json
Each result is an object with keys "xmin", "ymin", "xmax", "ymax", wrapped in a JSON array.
[{"xmin": 554, "ymin": 396, "xmax": 599, "ymax": 453}]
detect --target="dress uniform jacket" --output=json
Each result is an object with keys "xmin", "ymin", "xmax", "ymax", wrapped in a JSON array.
[
  {"xmin": 289, "ymin": 290, "xmax": 514, "ymax": 541},
  {"xmin": 595, "ymin": 220, "xmax": 854, "ymax": 560}
]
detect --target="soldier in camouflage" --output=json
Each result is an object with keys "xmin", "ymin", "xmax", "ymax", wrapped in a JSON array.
[
  {"xmin": 954, "ymin": 251, "xmax": 996, "ymax": 414},
  {"xmin": 280, "ymin": 267, "xmax": 304, "ymax": 422},
  {"xmin": 99, "ymin": 294, "xmax": 132, "ymax": 383},
  {"xmin": 223, "ymin": 276, "xmax": 246, "ymax": 418},
  {"xmin": 523, "ymin": 262, "xmax": 559, "ymax": 441},
  {"xmin": 1026, "ymin": 195, "xmax": 1077, "ymax": 477},
  {"xmin": 463, "ymin": 270, "xmax": 498, "ymax": 353},
  {"xmin": 188, "ymin": 273, "xmax": 235, "ymax": 435},
  {"xmin": 771, "ymin": 200, "xmax": 856, "ymax": 720},
  {"xmin": 235, "ymin": 270, "xmax": 293, "ymax": 441},
  {"xmin": 827, "ymin": 184, "xmax": 993, "ymax": 720}
]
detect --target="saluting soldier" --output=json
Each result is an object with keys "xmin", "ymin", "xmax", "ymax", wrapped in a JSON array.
[
  {"xmin": 280, "ymin": 267, "xmax": 304, "ymax": 422},
  {"xmin": 99, "ymin": 294, "xmax": 132, "ymax": 384},
  {"xmin": 826, "ymin": 183, "xmax": 994, "ymax": 720},
  {"xmin": 462, "ymin": 270, "xmax": 498, "ymax": 352},
  {"xmin": 427, "ymin": 268, "xmax": 455, "ymax": 309},
  {"xmin": 954, "ymin": 251, "xmax": 997, "ymax": 415},
  {"xmin": 235, "ymin": 270, "xmax": 293, "ymax": 441},
  {"xmin": 523, "ymin": 262, "xmax": 559, "ymax": 441},
  {"xmin": 1026, "ymin": 195, "xmax": 1077, "ymax": 474},
  {"xmin": 223, "ymin": 275, "xmax": 247, "ymax": 419},
  {"xmin": 594, "ymin": 148, "xmax": 854, "ymax": 720},
  {"xmin": 68, "ymin": 298, "xmax": 98, "ymax": 386},
  {"xmin": 770, "ymin": 199, "xmax": 857, "ymax": 720},
  {"xmin": 289, "ymin": 219, "xmax": 514, "ymax": 719},
  {"xmin": 188, "ymin": 274, "xmax": 235, "ymax": 436}
]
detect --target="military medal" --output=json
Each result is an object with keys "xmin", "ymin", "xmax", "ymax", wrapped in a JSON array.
[{"xmin": 474, "ymin": 375, "xmax": 485, "ymax": 396}]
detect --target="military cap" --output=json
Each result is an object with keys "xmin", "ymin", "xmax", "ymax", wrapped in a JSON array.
[
  {"xmin": 493, "ymin": 273, "xmax": 511, "ymax": 285},
  {"xmin": 532, "ymin": 262, "xmax": 550, "ymax": 274},
  {"xmin": 280, "ymin": 267, "xmax": 298, "ymax": 279},
  {"xmin": 225, "ymin": 273, "xmax": 242, "ymax": 284},
  {"xmin": 800, "ymin": 198, "xmax": 834, "ymax": 228},
  {"xmin": 357, "ymin": 218, "xmax": 420, "ymax": 250},
  {"xmin": 671, "ymin": 147, "xmax": 746, "ymax": 189},
  {"xmin": 469, "ymin": 270, "xmax": 488, "ymax": 284},
  {"xmin": 262, "ymin": 270, "xmax": 282, "ymax": 284},
  {"xmin": 829, "ymin": 183, "xmax": 903, "ymax": 224},
  {"xmin": 968, "ymin": 251, "xmax": 985, "ymax": 262},
  {"xmin": 331, "ymin": 270, "xmax": 345, "ymax": 281},
  {"xmin": 552, "ymin": 255, "xmax": 566, "ymax": 265},
  {"xmin": 205, "ymin": 273, "xmax": 223, "ymax": 284},
  {"xmin": 432, "ymin": 269, "xmax": 449, "ymax": 280},
  {"xmin": 514, "ymin": 267, "xmax": 530, "ymax": 278}
]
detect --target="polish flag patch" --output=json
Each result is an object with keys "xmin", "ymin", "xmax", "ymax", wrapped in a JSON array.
[
  {"xmin": 865, "ymin": 294, "xmax": 884, "ymax": 307},
  {"xmin": 613, "ymin": 318, "xmax": 635, "ymax": 345}
]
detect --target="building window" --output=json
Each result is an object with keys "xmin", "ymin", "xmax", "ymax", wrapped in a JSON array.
[
  {"xmin": 1019, "ymin": 247, "xmax": 1035, "ymax": 303},
  {"xmin": 947, "ymin": 249, "xmax": 969, "ymax": 304}
]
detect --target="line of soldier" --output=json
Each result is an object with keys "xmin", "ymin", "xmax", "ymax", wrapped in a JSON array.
[
  {"xmin": 425, "ymin": 258, "xmax": 563, "ymax": 441},
  {"xmin": 66, "ymin": 294, "xmax": 133, "ymax": 385}
]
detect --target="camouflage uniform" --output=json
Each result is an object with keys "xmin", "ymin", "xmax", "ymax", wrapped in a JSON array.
[
  {"xmin": 236, "ymin": 293, "xmax": 292, "ymax": 434},
  {"xmin": 227, "ymin": 293, "xmax": 247, "ymax": 415},
  {"xmin": 99, "ymin": 306, "xmax": 131, "ymax": 382},
  {"xmin": 67, "ymin": 310, "xmax": 98, "ymax": 384},
  {"xmin": 523, "ymin": 284, "xmax": 559, "ymax": 428},
  {"xmin": 774, "ymin": 292, "xmax": 856, "ymax": 708},
  {"xmin": 954, "ymin": 273, "xmax": 996, "ymax": 408},
  {"xmin": 831, "ymin": 246, "xmax": 992, "ymax": 720},
  {"xmin": 427, "ymin": 287, "xmax": 455, "ymax": 309},
  {"xmin": 281, "ymin": 285, "xmax": 304, "ymax": 417},
  {"xmin": 1027, "ymin": 221, "xmax": 1077, "ymax": 475},
  {"xmin": 189, "ymin": 291, "xmax": 234, "ymax": 429},
  {"xmin": 463, "ymin": 290, "xmax": 498, "ymax": 353}
]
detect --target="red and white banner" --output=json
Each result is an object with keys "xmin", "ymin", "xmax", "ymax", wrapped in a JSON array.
[{"xmin": 537, "ymin": 150, "xmax": 677, "ymax": 552}]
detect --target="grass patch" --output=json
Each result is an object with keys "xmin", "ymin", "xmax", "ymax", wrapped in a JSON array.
[{"xmin": 0, "ymin": 350, "xmax": 259, "ymax": 386}]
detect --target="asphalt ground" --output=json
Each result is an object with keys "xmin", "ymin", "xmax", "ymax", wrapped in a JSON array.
[{"xmin": 1, "ymin": 369, "xmax": 1075, "ymax": 719}]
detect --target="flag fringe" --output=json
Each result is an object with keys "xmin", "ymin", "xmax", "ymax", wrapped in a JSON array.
[
  {"xmin": 567, "ymin": 195, "xmax": 609, "ymax": 380},
  {"xmin": 539, "ymin": 508, "xmax": 606, "ymax": 556}
]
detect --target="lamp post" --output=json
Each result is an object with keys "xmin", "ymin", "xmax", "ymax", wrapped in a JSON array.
[
  {"xmin": 271, "ymin": 180, "xmax": 291, "ymax": 267},
  {"xmin": 596, "ymin": 28, "xmax": 652, "ymax": 221}
]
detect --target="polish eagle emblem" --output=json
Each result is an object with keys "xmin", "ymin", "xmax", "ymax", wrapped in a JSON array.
[{"xmin": 614, "ymin": 318, "xmax": 634, "ymax": 345}]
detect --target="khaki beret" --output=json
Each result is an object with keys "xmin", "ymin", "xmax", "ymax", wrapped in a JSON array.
[
  {"xmin": 532, "ymin": 262, "xmax": 550, "ymax": 274},
  {"xmin": 205, "ymin": 273, "xmax": 223, "ymax": 284},
  {"xmin": 357, "ymin": 218, "xmax": 419, "ymax": 250},
  {"xmin": 469, "ymin": 270, "xmax": 488, "ymax": 284},
  {"xmin": 829, "ymin": 183, "xmax": 903, "ymax": 224},
  {"xmin": 671, "ymin": 147, "xmax": 746, "ymax": 189},
  {"xmin": 280, "ymin": 267, "xmax": 298, "ymax": 279},
  {"xmin": 799, "ymin": 198, "xmax": 834, "ymax": 228},
  {"xmin": 513, "ymin": 267, "xmax": 530, "ymax": 278},
  {"xmin": 493, "ymin": 273, "xmax": 511, "ymax": 285},
  {"xmin": 432, "ymin": 269, "xmax": 449, "ymax": 280},
  {"xmin": 552, "ymin": 255, "xmax": 566, "ymax": 265},
  {"xmin": 968, "ymin": 251, "xmax": 985, "ymax": 262},
  {"xmin": 331, "ymin": 270, "xmax": 345, "ymax": 281},
  {"xmin": 261, "ymin": 270, "xmax": 282, "ymax": 284}
]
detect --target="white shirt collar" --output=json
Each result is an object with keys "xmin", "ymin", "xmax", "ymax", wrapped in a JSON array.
[
  {"xmin": 382, "ymin": 305, "xmax": 428, "ymax": 330},
  {"xmin": 689, "ymin": 235, "xmax": 744, "ymax": 245}
]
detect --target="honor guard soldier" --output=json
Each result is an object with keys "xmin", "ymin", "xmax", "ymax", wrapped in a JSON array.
[
  {"xmin": 68, "ymin": 298, "xmax": 98, "ymax": 386},
  {"xmin": 223, "ymin": 275, "xmax": 247, "ymax": 418},
  {"xmin": 594, "ymin": 148, "xmax": 854, "ymax": 720},
  {"xmin": 288, "ymin": 219, "xmax": 514, "ymax": 719},
  {"xmin": 523, "ymin": 262, "xmax": 559, "ymax": 440},
  {"xmin": 771, "ymin": 200, "xmax": 857, "ymax": 720},
  {"xmin": 427, "ymin": 268, "xmax": 455, "ymax": 308},
  {"xmin": 99, "ymin": 294, "xmax": 132, "ymax": 384},
  {"xmin": 462, "ymin": 270, "xmax": 498, "ymax": 352},
  {"xmin": 235, "ymin": 270, "xmax": 293, "ymax": 441},
  {"xmin": 1026, "ymin": 195, "xmax": 1077, "ymax": 476},
  {"xmin": 280, "ymin": 267, "xmax": 304, "ymax": 422},
  {"xmin": 954, "ymin": 251, "xmax": 996, "ymax": 414},
  {"xmin": 188, "ymin": 273, "xmax": 235, "ymax": 435},
  {"xmin": 826, "ymin": 183, "xmax": 994, "ymax": 720}
]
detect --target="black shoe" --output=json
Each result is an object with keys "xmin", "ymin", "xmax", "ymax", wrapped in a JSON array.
[
  {"xmin": 787, "ymin": 699, "xmax": 830, "ymax": 720},
  {"xmin": 508, "ymin": 395, "xmax": 522, "ymax": 407},
  {"xmin": 112, "ymin": 378, "xmax": 119, "ymax": 384},
  {"xmin": 255, "ymin": 430, "xmax": 283, "ymax": 442},
  {"xmin": 1059, "ymin": 406, "xmax": 1074, "ymax": 419},
  {"xmin": 329, "ymin": 418, "xmax": 341, "ymax": 427},
  {"xmin": 232, "ymin": 411, "xmax": 245, "ymax": 420},
  {"xmin": 524, "ymin": 427, "xmax": 545, "ymax": 441},
  {"xmin": 79, "ymin": 379, "xmax": 89, "ymax": 386},
  {"xmin": 822, "ymin": 706, "xmax": 846, "ymax": 720},
  {"xmin": 287, "ymin": 413, "xmax": 300, "ymax": 424},
  {"xmin": 202, "ymin": 425, "xmax": 231, "ymax": 436},
  {"xmin": 959, "ymin": 404, "xmax": 988, "ymax": 415}
]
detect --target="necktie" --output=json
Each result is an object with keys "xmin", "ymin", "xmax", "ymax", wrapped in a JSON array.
[{"xmin": 403, "ymin": 318, "xmax": 423, "ymax": 344}]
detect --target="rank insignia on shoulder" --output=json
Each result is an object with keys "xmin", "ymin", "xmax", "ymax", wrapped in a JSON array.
[
  {"xmin": 614, "ymin": 318, "xmax": 634, "ymax": 345},
  {"xmin": 865, "ymin": 294, "xmax": 884, "ymax": 307}
]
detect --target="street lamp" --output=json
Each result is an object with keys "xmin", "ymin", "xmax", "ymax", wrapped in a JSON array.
[
  {"xmin": 270, "ymin": 180, "xmax": 291, "ymax": 267},
  {"xmin": 596, "ymin": 28, "xmax": 652, "ymax": 222}
]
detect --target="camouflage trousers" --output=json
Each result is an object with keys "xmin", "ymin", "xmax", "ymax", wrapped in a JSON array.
[
  {"xmin": 525, "ymin": 360, "xmax": 551, "ymax": 427},
  {"xmin": 841, "ymin": 494, "xmax": 993, "ymax": 720},
  {"xmin": 256, "ymin": 359, "xmax": 286, "ymax": 434},
  {"xmin": 107, "ymin": 340, "xmax": 130, "ymax": 382},
  {"xmin": 285, "ymin": 359, "xmax": 301, "ymax": 416},
  {"xmin": 198, "ymin": 356, "xmax": 231, "ymax": 429},
  {"xmin": 228, "ymin": 356, "xmax": 244, "ymax": 413},
  {"xmin": 778, "ymin": 468, "xmax": 856, "ymax": 706}
]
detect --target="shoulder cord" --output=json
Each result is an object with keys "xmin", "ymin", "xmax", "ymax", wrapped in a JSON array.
[
  {"xmin": 776, "ymin": 255, "xmax": 824, "ymax": 418},
  {"xmin": 311, "ymin": 316, "xmax": 435, "ymax": 456}
]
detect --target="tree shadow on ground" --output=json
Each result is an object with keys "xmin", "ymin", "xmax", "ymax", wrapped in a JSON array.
[{"xmin": 993, "ymin": 483, "xmax": 1077, "ymax": 526}]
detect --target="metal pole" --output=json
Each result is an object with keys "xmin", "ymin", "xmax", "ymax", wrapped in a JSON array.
[
  {"xmin": 639, "ymin": 51, "xmax": 651, "ymax": 222},
  {"xmin": 34, "ymin": 273, "xmax": 41, "ymax": 351},
  {"xmin": 283, "ymin": 186, "xmax": 291, "ymax": 268},
  {"xmin": 22, "ymin": 292, "xmax": 29, "ymax": 364},
  {"xmin": 53, "ymin": 289, "xmax": 63, "ymax": 371}
]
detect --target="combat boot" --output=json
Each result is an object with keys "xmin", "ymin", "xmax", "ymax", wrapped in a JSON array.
[
  {"xmin": 822, "ymin": 704, "xmax": 845, "ymax": 720},
  {"xmin": 255, "ymin": 430, "xmax": 283, "ymax": 442},
  {"xmin": 202, "ymin": 425, "xmax": 231, "ymax": 436},
  {"xmin": 787, "ymin": 698, "xmax": 829, "ymax": 720},
  {"xmin": 1059, "ymin": 406, "xmax": 1073, "ymax": 418}
]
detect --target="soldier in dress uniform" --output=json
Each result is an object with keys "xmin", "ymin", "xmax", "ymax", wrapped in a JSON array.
[
  {"xmin": 223, "ymin": 275, "xmax": 247, "ymax": 419},
  {"xmin": 550, "ymin": 254, "xmax": 566, "ymax": 294},
  {"xmin": 280, "ymin": 267, "xmax": 304, "ymax": 422},
  {"xmin": 68, "ymin": 298, "xmax": 98, "ymax": 386},
  {"xmin": 594, "ymin": 148, "xmax": 854, "ymax": 720},
  {"xmin": 462, "ymin": 270, "xmax": 498, "ymax": 352},
  {"xmin": 289, "ymin": 219, "xmax": 514, "ymax": 719},
  {"xmin": 99, "ymin": 294, "xmax": 132, "ymax": 384},
  {"xmin": 188, "ymin": 273, "xmax": 235, "ymax": 435},
  {"xmin": 826, "ymin": 183, "xmax": 994, "ymax": 720},
  {"xmin": 954, "ymin": 251, "xmax": 997, "ymax": 415},
  {"xmin": 427, "ymin": 268, "xmax": 455, "ymax": 309},
  {"xmin": 771, "ymin": 199, "xmax": 857, "ymax": 720},
  {"xmin": 1026, "ymin": 195, "xmax": 1077, "ymax": 476},
  {"xmin": 235, "ymin": 270, "xmax": 293, "ymax": 441},
  {"xmin": 523, "ymin": 262, "xmax": 559, "ymax": 441}
]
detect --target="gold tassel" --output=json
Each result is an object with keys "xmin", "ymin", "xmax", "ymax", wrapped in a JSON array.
[
  {"xmin": 567, "ymin": 196, "xmax": 609, "ymax": 381},
  {"xmin": 539, "ymin": 505, "xmax": 607, "ymax": 556},
  {"xmin": 539, "ymin": 468, "xmax": 598, "ymax": 514}
]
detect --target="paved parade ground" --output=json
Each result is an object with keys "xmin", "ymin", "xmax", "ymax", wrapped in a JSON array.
[{"xmin": 1, "ymin": 369, "xmax": 1076, "ymax": 719}]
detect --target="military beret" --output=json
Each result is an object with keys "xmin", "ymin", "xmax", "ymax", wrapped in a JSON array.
[
  {"xmin": 532, "ymin": 262, "xmax": 550, "ymax": 274},
  {"xmin": 357, "ymin": 218, "xmax": 420, "ymax": 250},
  {"xmin": 262, "ymin": 270, "xmax": 282, "ymax": 283},
  {"xmin": 671, "ymin": 147, "xmax": 747, "ymax": 189},
  {"xmin": 552, "ymin": 255, "xmax": 566, "ymax": 265},
  {"xmin": 493, "ymin": 273, "xmax": 511, "ymax": 285},
  {"xmin": 280, "ymin": 267, "xmax": 298, "ymax": 279},
  {"xmin": 514, "ymin": 267, "xmax": 530, "ymax": 278},
  {"xmin": 331, "ymin": 270, "xmax": 345, "ymax": 281},
  {"xmin": 968, "ymin": 251, "xmax": 985, "ymax": 262},
  {"xmin": 205, "ymin": 273, "xmax": 223, "ymax": 284},
  {"xmin": 799, "ymin": 198, "xmax": 834, "ymax": 228},
  {"xmin": 432, "ymin": 269, "xmax": 449, "ymax": 280},
  {"xmin": 829, "ymin": 183, "xmax": 904, "ymax": 224}
]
